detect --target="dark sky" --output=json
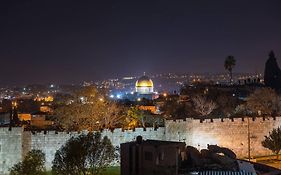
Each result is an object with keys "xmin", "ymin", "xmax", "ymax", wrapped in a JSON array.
[{"xmin": 1, "ymin": 0, "xmax": 281, "ymax": 85}]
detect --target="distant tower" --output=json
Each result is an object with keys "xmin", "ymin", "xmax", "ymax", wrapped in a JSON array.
[{"xmin": 9, "ymin": 101, "xmax": 20, "ymax": 128}]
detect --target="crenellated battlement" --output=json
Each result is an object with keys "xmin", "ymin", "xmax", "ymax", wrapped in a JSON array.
[
  {"xmin": 1, "ymin": 117, "xmax": 281, "ymax": 174},
  {"xmin": 0, "ymin": 127, "xmax": 23, "ymax": 133},
  {"xmin": 165, "ymin": 116, "xmax": 280, "ymax": 124},
  {"xmin": 27, "ymin": 127, "xmax": 164, "ymax": 136},
  {"xmin": 26, "ymin": 127, "xmax": 166, "ymax": 170}
]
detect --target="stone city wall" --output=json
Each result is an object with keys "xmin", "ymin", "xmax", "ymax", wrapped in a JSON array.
[
  {"xmin": 0, "ymin": 127, "xmax": 165, "ymax": 174},
  {"xmin": 165, "ymin": 117, "xmax": 281, "ymax": 157},
  {"xmin": 0, "ymin": 128, "xmax": 23, "ymax": 175},
  {"xmin": 1, "ymin": 117, "xmax": 281, "ymax": 174},
  {"xmin": 29, "ymin": 127, "xmax": 166, "ymax": 170}
]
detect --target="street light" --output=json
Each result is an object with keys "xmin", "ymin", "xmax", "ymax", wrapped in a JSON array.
[{"xmin": 247, "ymin": 117, "xmax": 251, "ymax": 161}]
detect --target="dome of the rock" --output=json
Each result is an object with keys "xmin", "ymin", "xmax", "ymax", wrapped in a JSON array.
[{"xmin": 135, "ymin": 75, "xmax": 154, "ymax": 94}]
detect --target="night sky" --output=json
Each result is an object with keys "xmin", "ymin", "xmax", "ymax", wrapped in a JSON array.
[{"xmin": 1, "ymin": 0, "xmax": 281, "ymax": 85}]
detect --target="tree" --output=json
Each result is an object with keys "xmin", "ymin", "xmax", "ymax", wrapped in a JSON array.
[
  {"xmin": 264, "ymin": 50, "xmax": 281, "ymax": 91},
  {"xmin": 10, "ymin": 150, "xmax": 46, "ymax": 175},
  {"xmin": 16, "ymin": 99, "xmax": 40, "ymax": 113},
  {"xmin": 192, "ymin": 95, "xmax": 217, "ymax": 117},
  {"xmin": 53, "ymin": 93, "xmax": 74, "ymax": 106},
  {"xmin": 204, "ymin": 88, "xmax": 242, "ymax": 117},
  {"xmin": 54, "ymin": 86, "xmax": 126, "ymax": 131},
  {"xmin": 224, "ymin": 55, "xmax": 236, "ymax": 84},
  {"xmin": 262, "ymin": 127, "xmax": 281, "ymax": 159},
  {"xmin": 246, "ymin": 88, "xmax": 281, "ymax": 116},
  {"xmin": 215, "ymin": 92, "xmax": 241, "ymax": 117},
  {"xmin": 52, "ymin": 132, "xmax": 115, "ymax": 175},
  {"xmin": 126, "ymin": 106, "xmax": 150, "ymax": 128},
  {"xmin": 96, "ymin": 102, "xmax": 127, "ymax": 130},
  {"xmin": 161, "ymin": 99, "xmax": 191, "ymax": 119},
  {"xmin": 233, "ymin": 104, "xmax": 249, "ymax": 116},
  {"xmin": 125, "ymin": 107, "xmax": 142, "ymax": 129}
]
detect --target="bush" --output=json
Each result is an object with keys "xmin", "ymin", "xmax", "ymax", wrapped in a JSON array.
[
  {"xmin": 10, "ymin": 150, "xmax": 46, "ymax": 175},
  {"xmin": 52, "ymin": 132, "xmax": 116, "ymax": 175}
]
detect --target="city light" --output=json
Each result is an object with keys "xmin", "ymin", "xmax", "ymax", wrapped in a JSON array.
[{"xmin": 0, "ymin": 1, "xmax": 280, "ymax": 174}]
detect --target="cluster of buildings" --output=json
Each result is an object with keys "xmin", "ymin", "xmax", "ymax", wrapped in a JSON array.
[
  {"xmin": 0, "ymin": 85, "xmax": 58, "ymax": 129},
  {"xmin": 94, "ymin": 72, "xmax": 263, "ymax": 96},
  {"xmin": 0, "ymin": 72, "xmax": 264, "ymax": 103},
  {"xmin": 0, "ymin": 72, "xmax": 266, "ymax": 130}
]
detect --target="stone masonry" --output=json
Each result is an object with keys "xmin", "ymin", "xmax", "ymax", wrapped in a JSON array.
[{"xmin": 0, "ymin": 117, "xmax": 281, "ymax": 174}]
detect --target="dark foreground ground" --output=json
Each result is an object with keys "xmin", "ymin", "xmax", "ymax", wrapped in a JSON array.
[{"xmin": 46, "ymin": 166, "xmax": 120, "ymax": 175}]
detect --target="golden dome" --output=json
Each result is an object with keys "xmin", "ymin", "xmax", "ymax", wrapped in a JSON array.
[{"xmin": 135, "ymin": 76, "xmax": 153, "ymax": 87}]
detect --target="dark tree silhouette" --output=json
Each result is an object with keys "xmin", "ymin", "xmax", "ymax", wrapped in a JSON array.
[
  {"xmin": 262, "ymin": 127, "xmax": 281, "ymax": 159},
  {"xmin": 224, "ymin": 56, "xmax": 236, "ymax": 84},
  {"xmin": 10, "ymin": 150, "xmax": 46, "ymax": 175},
  {"xmin": 52, "ymin": 132, "xmax": 115, "ymax": 175},
  {"xmin": 245, "ymin": 88, "xmax": 281, "ymax": 116},
  {"xmin": 264, "ymin": 51, "xmax": 281, "ymax": 91},
  {"xmin": 192, "ymin": 95, "xmax": 217, "ymax": 117}
]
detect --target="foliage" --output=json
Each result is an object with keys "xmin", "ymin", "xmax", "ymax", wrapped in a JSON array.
[
  {"xmin": 103, "ymin": 166, "xmax": 120, "ymax": 175},
  {"xmin": 98, "ymin": 102, "xmax": 127, "ymax": 130},
  {"xmin": 264, "ymin": 50, "xmax": 281, "ymax": 91},
  {"xmin": 17, "ymin": 99, "xmax": 41, "ymax": 113},
  {"xmin": 125, "ymin": 107, "xmax": 163, "ymax": 128},
  {"xmin": 224, "ymin": 55, "xmax": 236, "ymax": 83},
  {"xmin": 262, "ymin": 127, "xmax": 281, "ymax": 158},
  {"xmin": 246, "ymin": 88, "xmax": 281, "ymax": 116},
  {"xmin": 233, "ymin": 104, "xmax": 248, "ymax": 116},
  {"xmin": 212, "ymin": 91, "xmax": 241, "ymax": 117},
  {"xmin": 192, "ymin": 95, "xmax": 217, "ymax": 117},
  {"xmin": 54, "ymin": 86, "xmax": 126, "ymax": 131},
  {"xmin": 126, "ymin": 107, "xmax": 143, "ymax": 128},
  {"xmin": 10, "ymin": 150, "xmax": 46, "ymax": 175},
  {"xmin": 53, "ymin": 93, "xmax": 74, "ymax": 106},
  {"xmin": 52, "ymin": 132, "xmax": 116, "ymax": 175},
  {"xmin": 161, "ymin": 98, "xmax": 191, "ymax": 119},
  {"xmin": 180, "ymin": 85, "xmax": 244, "ymax": 118}
]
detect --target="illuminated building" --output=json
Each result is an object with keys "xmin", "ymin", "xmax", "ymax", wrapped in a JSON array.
[
  {"xmin": 135, "ymin": 75, "xmax": 154, "ymax": 94},
  {"xmin": 134, "ymin": 75, "xmax": 155, "ymax": 100},
  {"xmin": 34, "ymin": 96, "xmax": 54, "ymax": 102},
  {"xmin": 18, "ymin": 113, "xmax": 32, "ymax": 121}
]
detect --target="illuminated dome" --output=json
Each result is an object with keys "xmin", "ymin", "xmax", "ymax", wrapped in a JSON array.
[
  {"xmin": 135, "ymin": 75, "xmax": 154, "ymax": 94},
  {"xmin": 136, "ymin": 76, "xmax": 153, "ymax": 87}
]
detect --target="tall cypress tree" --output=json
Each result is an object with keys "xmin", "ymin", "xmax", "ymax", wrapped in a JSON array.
[{"xmin": 264, "ymin": 51, "xmax": 281, "ymax": 91}]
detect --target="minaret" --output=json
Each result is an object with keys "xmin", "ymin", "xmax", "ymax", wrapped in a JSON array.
[
  {"xmin": 9, "ymin": 108, "xmax": 13, "ymax": 130},
  {"xmin": 9, "ymin": 101, "xmax": 20, "ymax": 128}
]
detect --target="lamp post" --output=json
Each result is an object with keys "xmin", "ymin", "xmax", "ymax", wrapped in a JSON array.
[{"xmin": 247, "ymin": 117, "xmax": 251, "ymax": 161}]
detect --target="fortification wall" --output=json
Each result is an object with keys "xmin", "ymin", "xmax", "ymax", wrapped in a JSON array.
[
  {"xmin": 0, "ymin": 127, "xmax": 23, "ymax": 175},
  {"xmin": 28, "ymin": 127, "xmax": 166, "ymax": 170},
  {"xmin": 165, "ymin": 117, "xmax": 281, "ymax": 158},
  {"xmin": 1, "ymin": 117, "xmax": 281, "ymax": 174},
  {"xmin": 28, "ymin": 131, "xmax": 80, "ymax": 170}
]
